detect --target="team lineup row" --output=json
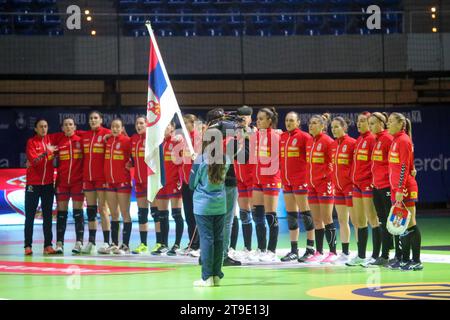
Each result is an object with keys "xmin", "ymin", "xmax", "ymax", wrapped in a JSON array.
[{"xmin": 23, "ymin": 106, "xmax": 422, "ymax": 272}]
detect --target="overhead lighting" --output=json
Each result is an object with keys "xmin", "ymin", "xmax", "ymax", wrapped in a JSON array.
[
  {"xmin": 91, "ymin": 30, "xmax": 96, "ymax": 36},
  {"xmin": 432, "ymin": 13, "xmax": 436, "ymax": 19},
  {"xmin": 432, "ymin": 27, "xmax": 438, "ymax": 33},
  {"xmin": 85, "ymin": 9, "xmax": 90, "ymax": 15},
  {"xmin": 87, "ymin": 16, "xmax": 92, "ymax": 21},
  {"xmin": 431, "ymin": 7, "xmax": 436, "ymax": 13}
]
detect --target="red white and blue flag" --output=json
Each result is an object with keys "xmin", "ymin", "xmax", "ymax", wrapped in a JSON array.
[{"xmin": 144, "ymin": 22, "xmax": 194, "ymax": 202}]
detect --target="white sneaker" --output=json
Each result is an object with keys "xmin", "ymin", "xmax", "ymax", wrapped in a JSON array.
[
  {"xmin": 259, "ymin": 250, "xmax": 278, "ymax": 262},
  {"xmin": 72, "ymin": 241, "xmax": 83, "ymax": 254},
  {"xmin": 361, "ymin": 257, "xmax": 377, "ymax": 268},
  {"xmin": 333, "ymin": 252, "xmax": 351, "ymax": 264},
  {"xmin": 193, "ymin": 277, "xmax": 214, "ymax": 287},
  {"xmin": 97, "ymin": 242, "xmax": 113, "ymax": 255},
  {"xmin": 346, "ymin": 256, "xmax": 367, "ymax": 267},
  {"xmin": 113, "ymin": 244, "xmax": 130, "ymax": 255},
  {"xmin": 242, "ymin": 249, "xmax": 260, "ymax": 263},
  {"xmin": 81, "ymin": 242, "xmax": 96, "ymax": 255},
  {"xmin": 213, "ymin": 276, "xmax": 221, "ymax": 286},
  {"xmin": 189, "ymin": 249, "xmax": 200, "ymax": 258},
  {"xmin": 55, "ymin": 241, "xmax": 64, "ymax": 254},
  {"xmin": 228, "ymin": 248, "xmax": 238, "ymax": 260}
]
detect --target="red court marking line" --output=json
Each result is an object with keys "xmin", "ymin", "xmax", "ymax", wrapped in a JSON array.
[{"xmin": 0, "ymin": 261, "xmax": 174, "ymax": 275}]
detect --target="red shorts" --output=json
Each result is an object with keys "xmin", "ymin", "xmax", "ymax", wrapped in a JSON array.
[
  {"xmin": 253, "ymin": 182, "xmax": 281, "ymax": 196},
  {"xmin": 283, "ymin": 183, "xmax": 308, "ymax": 195},
  {"xmin": 156, "ymin": 181, "xmax": 182, "ymax": 200},
  {"xmin": 134, "ymin": 181, "xmax": 147, "ymax": 198},
  {"xmin": 56, "ymin": 183, "xmax": 84, "ymax": 202},
  {"xmin": 105, "ymin": 182, "xmax": 132, "ymax": 194},
  {"xmin": 237, "ymin": 180, "xmax": 253, "ymax": 198},
  {"xmin": 334, "ymin": 184, "xmax": 353, "ymax": 207},
  {"xmin": 353, "ymin": 180, "xmax": 373, "ymax": 198},
  {"xmin": 391, "ymin": 183, "xmax": 419, "ymax": 207},
  {"xmin": 83, "ymin": 180, "xmax": 107, "ymax": 192},
  {"xmin": 308, "ymin": 180, "xmax": 334, "ymax": 204}
]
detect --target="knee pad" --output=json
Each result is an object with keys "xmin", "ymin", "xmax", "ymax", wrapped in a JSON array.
[
  {"xmin": 171, "ymin": 208, "xmax": 183, "ymax": 222},
  {"xmin": 87, "ymin": 206, "xmax": 97, "ymax": 222},
  {"xmin": 138, "ymin": 208, "xmax": 149, "ymax": 224},
  {"xmin": 239, "ymin": 209, "xmax": 252, "ymax": 225},
  {"xmin": 325, "ymin": 223, "xmax": 335, "ymax": 231},
  {"xmin": 287, "ymin": 212, "xmax": 298, "ymax": 230},
  {"xmin": 73, "ymin": 209, "xmax": 83, "ymax": 221},
  {"xmin": 150, "ymin": 207, "xmax": 159, "ymax": 222},
  {"xmin": 265, "ymin": 213, "xmax": 278, "ymax": 228},
  {"xmin": 252, "ymin": 205, "xmax": 265, "ymax": 225},
  {"xmin": 300, "ymin": 211, "xmax": 314, "ymax": 231},
  {"xmin": 159, "ymin": 210, "xmax": 169, "ymax": 222},
  {"xmin": 57, "ymin": 210, "xmax": 68, "ymax": 220}
]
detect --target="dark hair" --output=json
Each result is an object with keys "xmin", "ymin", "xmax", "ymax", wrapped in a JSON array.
[
  {"xmin": 310, "ymin": 113, "xmax": 330, "ymax": 131},
  {"xmin": 111, "ymin": 118, "xmax": 123, "ymax": 126},
  {"xmin": 206, "ymin": 108, "xmax": 225, "ymax": 125},
  {"xmin": 359, "ymin": 111, "xmax": 371, "ymax": 120},
  {"xmin": 89, "ymin": 110, "xmax": 103, "ymax": 119},
  {"xmin": 34, "ymin": 118, "xmax": 48, "ymax": 128},
  {"xmin": 61, "ymin": 117, "xmax": 75, "ymax": 125},
  {"xmin": 332, "ymin": 116, "xmax": 350, "ymax": 133},
  {"xmin": 286, "ymin": 111, "xmax": 301, "ymax": 124},
  {"xmin": 259, "ymin": 107, "xmax": 278, "ymax": 128},
  {"xmin": 135, "ymin": 114, "xmax": 146, "ymax": 122},
  {"xmin": 202, "ymin": 128, "xmax": 227, "ymax": 184}
]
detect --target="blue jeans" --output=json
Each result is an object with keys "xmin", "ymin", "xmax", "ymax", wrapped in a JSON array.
[
  {"xmin": 195, "ymin": 214, "xmax": 225, "ymax": 281},
  {"xmin": 223, "ymin": 186, "xmax": 238, "ymax": 259}
]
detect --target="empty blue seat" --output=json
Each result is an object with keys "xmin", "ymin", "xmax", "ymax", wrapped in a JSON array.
[
  {"xmin": 14, "ymin": 9, "xmax": 36, "ymax": 26},
  {"xmin": 247, "ymin": 27, "xmax": 271, "ymax": 36},
  {"xmin": 202, "ymin": 27, "xmax": 224, "ymax": 36},
  {"xmin": 326, "ymin": 12, "xmax": 347, "ymax": 28},
  {"xmin": 274, "ymin": 9, "xmax": 295, "ymax": 25},
  {"xmin": 201, "ymin": 9, "xmax": 222, "ymax": 25},
  {"xmin": 167, "ymin": 0, "xmax": 189, "ymax": 5},
  {"xmin": 42, "ymin": 14, "xmax": 61, "ymax": 26},
  {"xmin": 36, "ymin": 0, "xmax": 57, "ymax": 6},
  {"xmin": 305, "ymin": 0, "xmax": 327, "ymax": 6},
  {"xmin": 250, "ymin": 10, "xmax": 271, "ymax": 26},
  {"xmin": 148, "ymin": 9, "xmax": 172, "ymax": 27},
  {"xmin": 191, "ymin": 0, "xmax": 211, "ymax": 6},
  {"xmin": 329, "ymin": 0, "xmax": 352, "ymax": 6},
  {"xmin": 123, "ymin": 9, "xmax": 146, "ymax": 25},
  {"xmin": 129, "ymin": 28, "xmax": 148, "ymax": 37},
  {"xmin": 17, "ymin": 27, "xmax": 38, "ymax": 35},
  {"xmin": 226, "ymin": 9, "xmax": 243, "ymax": 26},
  {"xmin": 174, "ymin": 9, "xmax": 195, "ymax": 26},
  {"xmin": 141, "ymin": 0, "xmax": 166, "ymax": 5},
  {"xmin": 271, "ymin": 26, "xmax": 295, "ymax": 36},
  {"xmin": 303, "ymin": 28, "xmax": 320, "ymax": 36},
  {"xmin": 0, "ymin": 26, "xmax": 11, "ymax": 35},
  {"xmin": 155, "ymin": 28, "xmax": 174, "ymax": 36},
  {"xmin": 46, "ymin": 28, "xmax": 63, "ymax": 36},
  {"xmin": 176, "ymin": 27, "xmax": 197, "ymax": 36},
  {"xmin": 329, "ymin": 27, "xmax": 346, "ymax": 35},
  {"xmin": 12, "ymin": 0, "xmax": 33, "ymax": 5},
  {"xmin": 301, "ymin": 12, "xmax": 323, "ymax": 27},
  {"xmin": 119, "ymin": 0, "xmax": 139, "ymax": 7},
  {"xmin": 0, "ymin": 15, "xmax": 9, "ymax": 25}
]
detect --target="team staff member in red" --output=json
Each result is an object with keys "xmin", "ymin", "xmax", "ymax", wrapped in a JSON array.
[
  {"xmin": 52, "ymin": 117, "xmax": 85, "ymax": 255},
  {"xmin": 347, "ymin": 112, "xmax": 381, "ymax": 267},
  {"xmin": 366, "ymin": 112, "xmax": 398, "ymax": 267},
  {"xmin": 252, "ymin": 107, "xmax": 281, "ymax": 262},
  {"xmin": 180, "ymin": 114, "xmax": 202, "ymax": 256},
  {"xmin": 232, "ymin": 106, "xmax": 257, "ymax": 261},
  {"xmin": 152, "ymin": 121, "xmax": 184, "ymax": 256},
  {"xmin": 279, "ymin": 112, "xmax": 316, "ymax": 263},
  {"xmin": 305, "ymin": 114, "xmax": 336, "ymax": 264},
  {"xmin": 24, "ymin": 119, "xmax": 57, "ymax": 255},
  {"xmin": 104, "ymin": 118, "xmax": 132, "ymax": 255},
  {"xmin": 130, "ymin": 116, "xmax": 151, "ymax": 255},
  {"xmin": 78, "ymin": 111, "xmax": 111, "ymax": 254},
  {"xmin": 330, "ymin": 117, "xmax": 357, "ymax": 264},
  {"xmin": 387, "ymin": 113, "xmax": 422, "ymax": 271}
]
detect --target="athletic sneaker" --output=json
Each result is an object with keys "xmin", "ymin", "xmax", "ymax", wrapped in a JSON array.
[
  {"xmin": 81, "ymin": 242, "xmax": 96, "ymax": 255},
  {"xmin": 213, "ymin": 276, "xmax": 221, "ymax": 286},
  {"xmin": 151, "ymin": 243, "xmax": 162, "ymax": 255},
  {"xmin": 55, "ymin": 241, "xmax": 64, "ymax": 254},
  {"xmin": 223, "ymin": 256, "xmax": 242, "ymax": 266},
  {"xmin": 281, "ymin": 251, "xmax": 299, "ymax": 262},
  {"xmin": 400, "ymin": 261, "xmax": 423, "ymax": 271},
  {"xmin": 333, "ymin": 252, "xmax": 350, "ymax": 264},
  {"xmin": 97, "ymin": 242, "xmax": 112, "ymax": 255},
  {"xmin": 364, "ymin": 257, "xmax": 389, "ymax": 268},
  {"xmin": 72, "ymin": 241, "xmax": 83, "ymax": 254},
  {"xmin": 167, "ymin": 244, "xmax": 180, "ymax": 256},
  {"xmin": 259, "ymin": 250, "xmax": 278, "ymax": 263},
  {"xmin": 361, "ymin": 257, "xmax": 377, "ymax": 268},
  {"xmin": 304, "ymin": 251, "xmax": 323, "ymax": 264},
  {"xmin": 113, "ymin": 244, "xmax": 130, "ymax": 255},
  {"xmin": 151, "ymin": 244, "xmax": 169, "ymax": 255},
  {"xmin": 132, "ymin": 243, "xmax": 149, "ymax": 255},
  {"xmin": 24, "ymin": 247, "xmax": 33, "ymax": 256},
  {"xmin": 238, "ymin": 249, "xmax": 258, "ymax": 263},
  {"xmin": 193, "ymin": 277, "xmax": 214, "ymax": 287},
  {"xmin": 227, "ymin": 247, "xmax": 238, "ymax": 260},
  {"xmin": 386, "ymin": 257, "xmax": 402, "ymax": 270},
  {"xmin": 43, "ymin": 246, "xmax": 56, "ymax": 255},
  {"xmin": 320, "ymin": 252, "xmax": 338, "ymax": 264},
  {"xmin": 345, "ymin": 256, "xmax": 367, "ymax": 267},
  {"xmin": 298, "ymin": 250, "xmax": 315, "ymax": 263},
  {"xmin": 189, "ymin": 249, "xmax": 201, "ymax": 258}
]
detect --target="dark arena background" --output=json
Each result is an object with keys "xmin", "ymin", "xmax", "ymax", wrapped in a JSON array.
[{"xmin": 0, "ymin": 0, "xmax": 449, "ymax": 304}]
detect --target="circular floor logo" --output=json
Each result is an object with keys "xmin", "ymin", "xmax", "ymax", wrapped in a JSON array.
[{"xmin": 308, "ymin": 283, "xmax": 450, "ymax": 300}]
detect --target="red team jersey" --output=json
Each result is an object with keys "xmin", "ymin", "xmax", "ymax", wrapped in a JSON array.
[
  {"xmin": 25, "ymin": 134, "xmax": 55, "ymax": 185},
  {"xmin": 131, "ymin": 133, "xmax": 148, "ymax": 185},
  {"xmin": 79, "ymin": 126, "xmax": 111, "ymax": 182},
  {"xmin": 180, "ymin": 130, "xmax": 201, "ymax": 185},
  {"xmin": 104, "ymin": 135, "xmax": 132, "ymax": 184},
  {"xmin": 371, "ymin": 130, "xmax": 393, "ymax": 190},
  {"xmin": 352, "ymin": 131, "xmax": 376, "ymax": 197},
  {"xmin": 279, "ymin": 128, "xmax": 311, "ymax": 193},
  {"xmin": 331, "ymin": 134, "xmax": 356, "ymax": 191},
  {"xmin": 49, "ymin": 132, "xmax": 83, "ymax": 186},
  {"xmin": 254, "ymin": 127, "xmax": 281, "ymax": 186}
]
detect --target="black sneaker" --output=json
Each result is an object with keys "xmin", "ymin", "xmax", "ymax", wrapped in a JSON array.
[
  {"xmin": 386, "ymin": 257, "xmax": 402, "ymax": 270},
  {"xmin": 366, "ymin": 257, "xmax": 389, "ymax": 267},
  {"xmin": 167, "ymin": 244, "xmax": 180, "ymax": 256},
  {"xmin": 223, "ymin": 256, "xmax": 242, "ymax": 266},
  {"xmin": 298, "ymin": 250, "xmax": 315, "ymax": 263},
  {"xmin": 281, "ymin": 251, "xmax": 299, "ymax": 262},
  {"xmin": 401, "ymin": 260, "xmax": 423, "ymax": 271},
  {"xmin": 150, "ymin": 244, "xmax": 169, "ymax": 256}
]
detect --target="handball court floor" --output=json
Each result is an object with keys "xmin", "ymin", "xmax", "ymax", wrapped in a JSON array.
[{"xmin": 0, "ymin": 215, "xmax": 449, "ymax": 300}]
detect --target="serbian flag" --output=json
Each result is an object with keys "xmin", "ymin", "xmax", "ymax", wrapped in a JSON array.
[{"xmin": 144, "ymin": 22, "xmax": 194, "ymax": 202}]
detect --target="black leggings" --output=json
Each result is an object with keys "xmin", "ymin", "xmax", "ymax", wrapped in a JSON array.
[
  {"xmin": 182, "ymin": 183, "xmax": 199, "ymax": 250},
  {"xmin": 373, "ymin": 187, "xmax": 395, "ymax": 259},
  {"xmin": 24, "ymin": 184, "xmax": 54, "ymax": 248}
]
